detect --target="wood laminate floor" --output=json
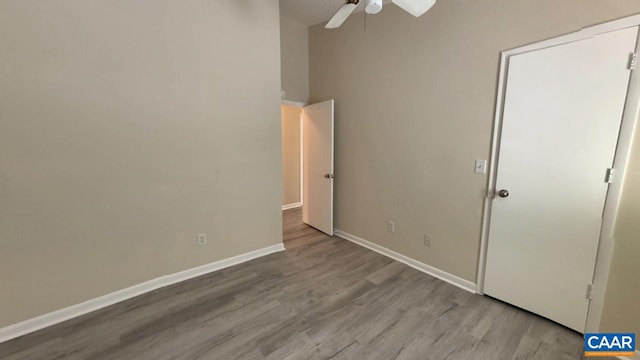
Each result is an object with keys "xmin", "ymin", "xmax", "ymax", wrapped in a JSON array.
[{"xmin": 0, "ymin": 208, "xmax": 601, "ymax": 360}]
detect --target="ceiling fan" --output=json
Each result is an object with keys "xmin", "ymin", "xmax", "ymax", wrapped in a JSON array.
[{"xmin": 325, "ymin": 0, "xmax": 436, "ymax": 29}]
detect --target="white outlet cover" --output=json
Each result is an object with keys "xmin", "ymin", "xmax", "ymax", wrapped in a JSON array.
[
  {"xmin": 387, "ymin": 221, "xmax": 395, "ymax": 233},
  {"xmin": 197, "ymin": 233, "xmax": 207, "ymax": 245},
  {"xmin": 475, "ymin": 159, "xmax": 487, "ymax": 174},
  {"xmin": 424, "ymin": 234, "xmax": 433, "ymax": 247}
]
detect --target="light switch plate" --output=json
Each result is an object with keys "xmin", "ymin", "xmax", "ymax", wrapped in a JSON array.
[{"xmin": 475, "ymin": 159, "xmax": 487, "ymax": 174}]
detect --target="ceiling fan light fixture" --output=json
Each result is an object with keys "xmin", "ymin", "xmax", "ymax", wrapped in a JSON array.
[
  {"xmin": 392, "ymin": 0, "xmax": 436, "ymax": 17},
  {"xmin": 365, "ymin": 0, "xmax": 383, "ymax": 15}
]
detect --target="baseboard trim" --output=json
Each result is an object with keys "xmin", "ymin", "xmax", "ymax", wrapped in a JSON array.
[
  {"xmin": 334, "ymin": 229, "xmax": 477, "ymax": 294},
  {"xmin": 282, "ymin": 202, "xmax": 302, "ymax": 211},
  {"xmin": 0, "ymin": 243, "xmax": 285, "ymax": 344},
  {"xmin": 618, "ymin": 350, "xmax": 640, "ymax": 359}
]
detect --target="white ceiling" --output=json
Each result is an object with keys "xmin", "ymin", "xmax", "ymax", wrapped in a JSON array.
[{"xmin": 280, "ymin": 0, "xmax": 393, "ymax": 27}]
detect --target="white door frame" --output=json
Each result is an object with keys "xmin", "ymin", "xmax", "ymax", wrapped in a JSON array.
[{"xmin": 476, "ymin": 13, "xmax": 640, "ymax": 333}]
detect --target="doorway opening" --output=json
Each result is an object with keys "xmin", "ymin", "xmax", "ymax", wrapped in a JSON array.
[
  {"xmin": 280, "ymin": 102, "xmax": 318, "ymax": 249},
  {"xmin": 281, "ymin": 100, "xmax": 335, "ymax": 248},
  {"xmin": 281, "ymin": 103, "xmax": 304, "ymax": 213}
]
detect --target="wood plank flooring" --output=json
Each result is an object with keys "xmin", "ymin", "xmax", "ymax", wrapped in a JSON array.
[{"xmin": 0, "ymin": 208, "xmax": 602, "ymax": 360}]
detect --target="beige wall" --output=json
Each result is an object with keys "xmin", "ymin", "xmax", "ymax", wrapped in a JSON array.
[
  {"xmin": 0, "ymin": 0, "xmax": 282, "ymax": 327},
  {"xmin": 601, "ymin": 125, "xmax": 640, "ymax": 344},
  {"xmin": 280, "ymin": 16, "xmax": 309, "ymax": 103},
  {"xmin": 309, "ymin": 0, "xmax": 640, "ymax": 334},
  {"xmin": 281, "ymin": 105, "xmax": 302, "ymax": 206}
]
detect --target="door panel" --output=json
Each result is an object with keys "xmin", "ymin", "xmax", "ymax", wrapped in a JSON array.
[
  {"xmin": 484, "ymin": 27, "xmax": 637, "ymax": 332},
  {"xmin": 302, "ymin": 100, "xmax": 334, "ymax": 235}
]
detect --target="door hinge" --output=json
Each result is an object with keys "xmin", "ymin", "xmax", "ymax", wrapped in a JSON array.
[
  {"xmin": 628, "ymin": 52, "xmax": 637, "ymax": 70},
  {"xmin": 605, "ymin": 168, "xmax": 615, "ymax": 184},
  {"xmin": 586, "ymin": 284, "xmax": 594, "ymax": 300}
]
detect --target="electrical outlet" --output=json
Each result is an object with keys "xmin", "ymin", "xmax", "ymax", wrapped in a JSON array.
[
  {"xmin": 424, "ymin": 234, "xmax": 432, "ymax": 247},
  {"xmin": 197, "ymin": 233, "xmax": 207, "ymax": 246},
  {"xmin": 387, "ymin": 220, "xmax": 396, "ymax": 233}
]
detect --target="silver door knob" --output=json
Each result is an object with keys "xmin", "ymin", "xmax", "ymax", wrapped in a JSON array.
[
  {"xmin": 324, "ymin": 173, "xmax": 334, "ymax": 179},
  {"xmin": 498, "ymin": 189, "xmax": 509, "ymax": 198}
]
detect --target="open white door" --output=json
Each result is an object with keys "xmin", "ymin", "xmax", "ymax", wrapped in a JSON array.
[
  {"xmin": 484, "ymin": 27, "xmax": 638, "ymax": 332},
  {"xmin": 302, "ymin": 100, "xmax": 334, "ymax": 235}
]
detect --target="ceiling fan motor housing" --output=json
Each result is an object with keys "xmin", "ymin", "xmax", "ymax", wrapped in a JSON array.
[{"xmin": 366, "ymin": 0, "xmax": 382, "ymax": 14}]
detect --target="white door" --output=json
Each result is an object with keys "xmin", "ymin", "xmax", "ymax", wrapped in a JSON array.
[
  {"xmin": 302, "ymin": 100, "xmax": 334, "ymax": 235},
  {"xmin": 484, "ymin": 27, "xmax": 638, "ymax": 332}
]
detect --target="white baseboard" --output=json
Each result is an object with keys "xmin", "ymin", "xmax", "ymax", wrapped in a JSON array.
[
  {"xmin": 0, "ymin": 243, "xmax": 285, "ymax": 344},
  {"xmin": 282, "ymin": 202, "xmax": 302, "ymax": 211},
  {"xmin": 334, "ymin": 229, "xmax": 477, "ymax": 294},
  {"xmin": 618, "ymin": 350, "xmax": 640, "ymax": 359}
]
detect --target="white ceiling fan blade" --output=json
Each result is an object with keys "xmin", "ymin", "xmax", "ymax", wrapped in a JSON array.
[
  {"xmin": 392, "ymin": 0, "xmax": 436, "ymax": 17},
  {"xmin": 325, "ymin": 2, "xmax": 358, "ymax": 29}
]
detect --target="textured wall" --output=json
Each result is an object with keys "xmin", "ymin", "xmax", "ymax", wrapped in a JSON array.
[
  {"xmin": 0, "ymin": 0, "xmax": 282, "ymax": 327},
  {"xmin": 309, "ymin": 0, "xmax": 640, "ymax": 337},
  {"xmin": 280, "ymin": 16, "xmax": 309, "ymax": 103}
]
